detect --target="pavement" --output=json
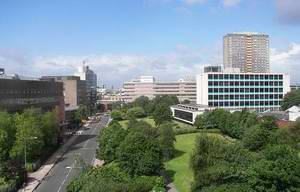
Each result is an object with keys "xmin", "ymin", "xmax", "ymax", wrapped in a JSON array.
[{"xmin": 20, "ymin": 114, "xmax": 110, "ymax": 192}]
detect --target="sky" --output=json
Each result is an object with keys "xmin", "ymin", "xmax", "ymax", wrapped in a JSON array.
[{"xmin": 1, "ymin": 0, "xmax": 300, "ymax": 87}]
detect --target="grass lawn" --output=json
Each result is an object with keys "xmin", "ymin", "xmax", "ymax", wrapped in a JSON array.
[
  {"xmin": 118, "ymin": 117, "xmax": 194, "ymax": 130},
  {"xmin": 119, "ymin": 117, "xmax": 155, "ymax": 128},
  {"xmin": 165, "ymin": 132, "xmax": 228, "ymax": 192}
]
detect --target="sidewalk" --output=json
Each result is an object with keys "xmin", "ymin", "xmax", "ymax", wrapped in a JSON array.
[{"xmin": 20, "ymin": 132, "xmax": 79, "ymax": 192}]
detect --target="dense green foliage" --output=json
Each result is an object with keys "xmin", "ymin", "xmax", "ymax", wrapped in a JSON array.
[
  {"xmin": 191, "ymin": 109, "xmax": 300, "ymax": 192},
  {"xmin": 126, "ymin": 107, "xmax": 146, "ymax": 119},
  {"xmin": 281, "ymin": 89, "xmax": 300, "ymax": 110},
  {"xmin": 67, "ymin": 163, "xmax": 165, "ymax": 192},
  {"xmin": 158, "ymin": 123, "xmax": 176, "ymax": 160},
  {"xmin": 117, "ymin": 124, "xmax": 163, "ymax": 176},
  {"xmin": 153, "ymin": 104, "xmax": 172, "ymax": 126},
  {"xmin": 0, "ymin": 108, "xmax": 60, "ymax": 190},
  {"xmin": 194, "ymin": 109, "xmax": 257, "ymax": 139},
  {"xmin": 98, "ymin": 122, "xmax": 127, "ymax": 163},
  {"xmin": 111, "ymin": 110, "xmax": 124, "ymax": 120},
  {"xmin": 84, "ymin": 113, "xmax": 178, "ymax": 191}
]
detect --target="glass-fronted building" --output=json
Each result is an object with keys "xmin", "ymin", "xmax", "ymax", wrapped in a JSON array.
[{"xmin": 197, "ymin": 72, "xmax": 290, "ymax": 112}]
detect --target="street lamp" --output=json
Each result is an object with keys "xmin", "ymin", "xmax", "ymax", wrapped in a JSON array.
[{"xmin": 23, "ymin": 136, "xmax": 38, "ymax": 176}]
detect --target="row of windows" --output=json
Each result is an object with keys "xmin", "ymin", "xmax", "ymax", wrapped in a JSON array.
[
  {"xmin": 208, "ymin": 94, "xmax": 283, "ymax": 100},
  {"xmin": 208, "ymin": 74, "xmax": 283, "ymax": 80},
  {"xmin": 208, "ymin": 101, "xmax": 281, "ymax": 107},
  {"xmin": 174, "ymin": 109, "xmax": 193, "ymax": 123},
  {"xmin": 208, "ymin": 88, "xmax": 283, "ymax": 93},
  {"xmin": 0, "ymin": 89, "xmax": 59, "ymax": 95},
  {"xmin": 208, "ymin": 81, "xmax": 283, "ymax": 86}
]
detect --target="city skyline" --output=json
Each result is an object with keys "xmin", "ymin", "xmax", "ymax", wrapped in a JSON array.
[{"xmin": 1, "ymin": 0, "xmax": 300, "ymax": 87}]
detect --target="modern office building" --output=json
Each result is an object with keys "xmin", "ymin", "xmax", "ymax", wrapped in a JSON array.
[
  {"xmin": 41, "ymin": 76, "xmax": 87, "ymax": 109},
  {"xmin": 122, "ymin": 76, "xmax": 196, "ymax": 103},
  {"xmin": 74, "ymin": 65, "xmax": 97, "ymax": 112},
  {"xmin": 0, "ymin": 78, "xmax": 65, "ymax": 123},
  {"xmin": 197, "ymin": 71, "xmax": 290, "ymax": 112},
  {"xmin": 224, "ymin": 32, "xmax": 270, "ymax": 73}
]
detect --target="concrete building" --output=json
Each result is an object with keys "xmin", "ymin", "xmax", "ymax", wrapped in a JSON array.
[
  {"xmin": 74, "ymin": 65, "xmax": 97, "ymax": 112},
  {"xmin": 170, "ymin": 69, "xmax": 291, "ymax": 124},
  {"xmin": 41, "ymin": 76, "xmax": 87, "ymax": 109},
  {"xmin": 224, "ymin": 32, "xmax": 269, "ymax": 73},
  {"xmin": 0, "ymin": 78, "xmax": 65, "ymax": 123},
  {"xmin": 197, "ymin": 71, "xmax": 290, "ymax": 112},
  {"xmin": 122, "ymin": 76, "xmax": 196, "ymax": 103},
  {"xmin": 170, "ymin": 104, "xmax": 215, "ymax": 124}
]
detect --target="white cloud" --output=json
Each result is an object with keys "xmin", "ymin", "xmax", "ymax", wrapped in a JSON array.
[
  {"xmin": 0, "ymin": 46, "xmax": 220, "ymax": 87},
  {"xmin": 271, "ymin": 43, "xmax": 300, "ymax": 83},
  {"xmin": 222, "ymin": 0, "xmax": 240, "ymax": 7}
]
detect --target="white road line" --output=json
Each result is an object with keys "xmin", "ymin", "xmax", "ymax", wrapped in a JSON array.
[{"xmin": 57, "ymin": 160, "xmax": 76, "ymax": 192}]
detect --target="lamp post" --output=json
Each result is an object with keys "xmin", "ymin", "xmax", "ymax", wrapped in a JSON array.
[{"xmin": 23, "ymin": 136, "xmax": 37, "ymax": 178}]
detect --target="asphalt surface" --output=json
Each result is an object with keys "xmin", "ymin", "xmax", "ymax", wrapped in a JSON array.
[{"xmin": 35, "ymin": 115, "xmax": 110, "ymax": 192}]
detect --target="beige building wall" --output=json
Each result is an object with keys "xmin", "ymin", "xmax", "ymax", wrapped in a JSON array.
[{"xmin": 122, "ymin": 77, "xmax": 196, "ymax": 103}]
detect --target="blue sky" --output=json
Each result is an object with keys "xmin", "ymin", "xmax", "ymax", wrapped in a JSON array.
[{"xmin": 1, "ymin": 0, "xmax": 300, "ymax": 87}]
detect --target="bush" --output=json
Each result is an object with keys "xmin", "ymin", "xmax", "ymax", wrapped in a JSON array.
[
  {"xmin": 242, "ymin": 125, "xmax": 270, "ymax": 151},
  {"xmin": 67, "ymin": 163, "xmax": 164, "ymax": 192},
  {"xmin": 158, "ymin": 123, "xmax": 176, "ymax": 160},
  {"xmin": 98, "ymin": 122, "xmax": 127, "ymax": 163},
  {"xmin": 126, "ymin": 107, "xmax": 146, "ymax": 119},
  {"xmin": 117, "ymin": 131, "xmax": 162, "ymax": 176},
  {"xmin": 111, "ymin": 110, "xmax": 124, "ymax": 121}
]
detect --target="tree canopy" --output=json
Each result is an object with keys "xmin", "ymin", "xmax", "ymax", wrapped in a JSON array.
[{"xmin": 281, "ymin": 89, "xmax": 300, "ymax": 110}]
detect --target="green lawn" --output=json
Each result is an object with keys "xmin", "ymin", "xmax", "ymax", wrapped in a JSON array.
[
  {"xmin": 165, "ymin": 132, "xmax": 227, "ymax": 192},
  {"xmin": 119, "ymin": 117, "xmax": 155, "ymax": 128},
  {"xmin": 165, "ymin": 133, "xmax": 199, "ymax": 192},
  {"xmin": 118, "ymin": 117, "xmax": 194, "ymax": 130}
]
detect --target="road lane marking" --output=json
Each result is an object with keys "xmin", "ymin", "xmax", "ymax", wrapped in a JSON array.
[{"xmin": 57, "ymin": 160, "xmax": 76, "ymax": 192}]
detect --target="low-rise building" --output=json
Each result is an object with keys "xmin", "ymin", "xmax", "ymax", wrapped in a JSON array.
[
  {"xmin": 170, "ymin": 104, "xmax": 215, "ymax": 124},
  {"xmin": 0, "ymin": 78, "xmax": 65, "ymax": 123},
  {"xmin": 122, "ymin": 76, "xmax": 196, "ymax": 103}
]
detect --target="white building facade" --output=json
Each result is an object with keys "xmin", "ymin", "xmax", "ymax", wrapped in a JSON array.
[{"xmin": 197, "ymin": 72, "xmax": 290, "ymax": 112}]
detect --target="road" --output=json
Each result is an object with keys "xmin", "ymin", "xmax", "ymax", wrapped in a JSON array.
[{"xmin": 35, "ymin": 115, "xmax": 110, "ymax": 192}]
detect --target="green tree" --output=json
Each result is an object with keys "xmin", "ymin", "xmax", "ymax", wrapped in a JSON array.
[
  {"xmin": 126, "ymin": 107, "xmax": 146, "ymax": 119},
  {"xmin": 153, "ymin": 95, "xmax": 179, "ymax": 108},
  {"xmin": 133, "ymin": 96, "xmax": 150, "ymax": 111},
  {"xmin": 117, "ymin": 131, "xmax": 162, "ymax": 176},
  {"xmin": 153, "ymin": 104, "xmax": 172, "ymax": 126},
  {"xmin": 0, "ymin": 111, "xmax": 15, "ymax": 161},
  {"xmin": 281, "ymin": 89, "xmax": 300, "ymax": 110},
  {"xmin": 111, "ymin": 110, "xmax": 124, "ymax": 121},
  {"xmin": 242, "ymin": 125, "xmax": 270, "ymax": 151},
  {"xmin": 158, "ymin": 123, "xmax": 176, "ymax": 160},
  {"xmin": 41, "ymin": 111, "xmax": 59, "ymax": 149},
  {"xmin": 67, "ymin": 163, "xmax": 164, "ymax": 192},
  {"xmin": 10, "ymin": 112, "xmax": 44, "ymax": 162},
  {"xmin": 259, "ymin": 116, "xmax": 278, "ymax": 130},
  {"xmin": 98, "ymin": 122, "xmax": 127, "ymax": 162},
  {"xmin": 247, "ymin": 145, "xmax": 300, "ymax": 191},
  {"xmin": 191, "ymin": 134, "xmax": 254, "ymax": 190},
  {"xmin": 194, "ymin": 114, "xmax": 205, "ymax": 129}
]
